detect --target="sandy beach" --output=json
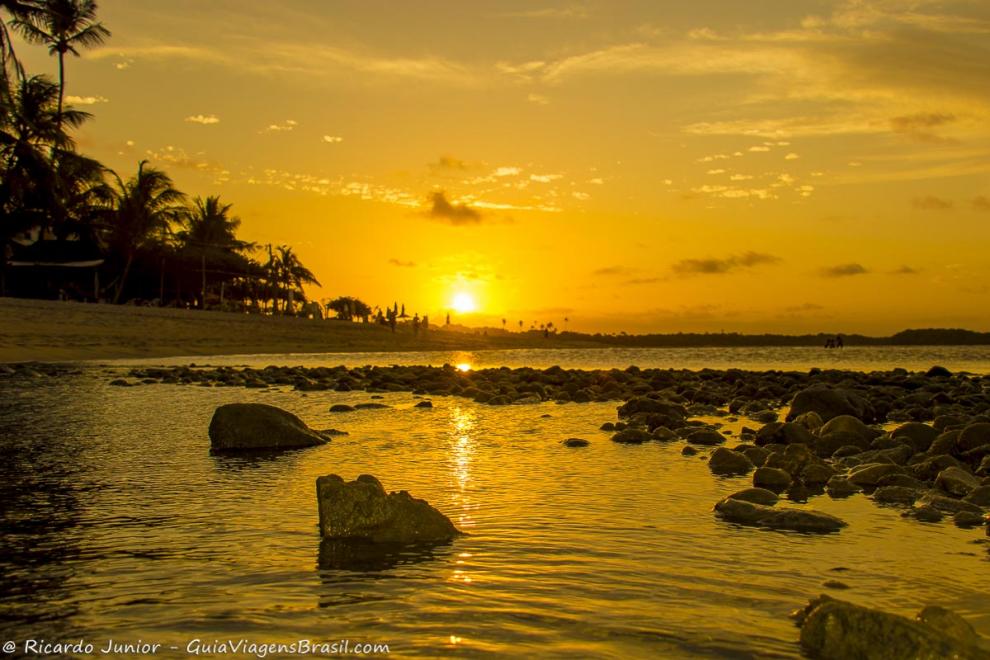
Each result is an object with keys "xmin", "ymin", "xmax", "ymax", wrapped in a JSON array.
[{"xmin": 0, "ymin": 297, "xmax": 600, "ymax": 363}]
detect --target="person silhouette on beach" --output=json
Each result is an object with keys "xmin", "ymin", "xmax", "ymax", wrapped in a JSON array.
[{"xmin": 835, "ymin": 335, "xmax": 844, "ymax": 349}]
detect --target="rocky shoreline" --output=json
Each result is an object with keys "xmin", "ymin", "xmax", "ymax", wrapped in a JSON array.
[{"xmin": 64, "ymin": 361, "xmax": 988, "ymax": 535}]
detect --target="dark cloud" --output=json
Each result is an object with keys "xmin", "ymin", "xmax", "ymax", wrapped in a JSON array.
[
  {"xmin": 388, "ymin": 258, "xmax": 415, "ymax": 267},
  {"xmin": 429, "ymin": 155, "xmax": 468, "ymax": 171},
  {"xmin": 892, "ymin": 265, "xmax": 920, "ymax": 275},
  {"xmin": 820, "ymin": 263, "xmax": 869, "ymax": 277},
  {"xmin": 672, "ymin": 251, "xmax": 781, "ymax": 276},
  {"xmin": 592, "ymin": 266, "xmax": 632, "ymax": 276},
  {"xmin": 427, "ymin": 191, "xmax": 482, "ymax": 225},
  {"xmin": 889, "ymin": 112, "xmax": 955, "ymax": 142},
  {"xmin": 912, "ymin": 195, "xmax": 954, "ymax": 210},
  {"xmin": 624, "ymin": 277, "xmax": 664, "ymax": 285},
  {"xmin": 974, "ymin": 196, "xmax": 990, "ymax": 212}
]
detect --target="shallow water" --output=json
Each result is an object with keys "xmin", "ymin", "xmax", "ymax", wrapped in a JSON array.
[
  {"xmin": 2, "ymin": 368, "xmax": 989, "ymax": 658},
  {"xmin": 101, "ymin": 344, "xmax": 990, "ymax": 374}
]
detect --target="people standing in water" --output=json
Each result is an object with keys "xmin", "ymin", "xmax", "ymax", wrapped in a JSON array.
[{"xmin": 824, "ymin": 335, "xmax": 844, "ymax": 349}]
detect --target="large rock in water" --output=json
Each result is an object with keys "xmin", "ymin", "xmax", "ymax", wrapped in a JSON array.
[
  {"xmin": 713, "ymin": 497, "xmax": 846, "ymax": 533},
  {"xmin": 795, "ymin": 595, "xmax": 987, "ymax": 659},
  {"xmin": 786, "ymin": 386, "xmax": 876, "ymax": 423},
  {"xmin": 209, "ymin": 403, "xmax": 329, "ymax": 451},
  {"xmin": 316, "ymin": 474, "xmax": 460, "ymax": 544}
]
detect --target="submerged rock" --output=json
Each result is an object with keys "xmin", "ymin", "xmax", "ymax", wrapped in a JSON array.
[
  {"xmin": 316, "ymin": 474, "xmax": 460, "ymax": 544},
  {"xmin": 611, "ymin": 428, "xmax": 653, "ymax": 444},
  {"xmin": 209, "ymin": 403, "xmax": 329, "ymax": 452},
  {"xmin": 562, "ymin": 437, "xmax": 590, "ymax": 447},
  {"xmin": 794, "ymin": 595, "xmax": 987, "ymax": 660},
  {"xmin": 329, "ymin": 404, "xmax": 356, "ymax": 413},
  {"xmin": 714, "ymin": 497, "xmax": 847, "ymax": 533}
]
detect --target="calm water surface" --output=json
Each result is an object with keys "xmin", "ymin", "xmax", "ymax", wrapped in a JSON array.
[{"xmin": 2, "ymin": 350, "xmax": 990, "ymax": 657}]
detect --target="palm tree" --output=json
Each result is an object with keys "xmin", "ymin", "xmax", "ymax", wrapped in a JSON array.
[
  {"xmin": 1, "ymin": 1, "xmax": 40, "ymax": 87},
  {"xmin": 13, "ymin": 0, "xmax": 110, "ymax": 130},
  {"xmin": 177, "ymin": 195, "xmax": 252, "ymax": 308},
  {"xmin": 106, "ymin": 160, "xmax": 185, "ymax": 303},
  {"xmin": 272, "ymin": 245, "xmax": 318, "ymax": 314},
  {"xmin": 1, "ymin": 75, "xmax": 89, "ymax": 259}
]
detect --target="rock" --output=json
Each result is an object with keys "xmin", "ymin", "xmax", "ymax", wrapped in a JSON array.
[
  {"xmin": 414, "ymin": 400, "xmax": 434, "ymax": 408},
  {"xmin": 935, "ymin": 466, "xmax": 980, "ymax": 497},
  {"xmin": 958, "ymin": 423, "xmax": 990, "ymax": 452},
  {"xmin": 755, "ymin": 422, "xmax": 815, "ymax": 447},
  {"xmin": 726, "ymin": 487, "xmax": 779, "ymax": 506},
  {"xmin": 209, "ymin": 403, "xmax": 329, "ymax": 452},
  {"xmin": 892, "ymin": 422, "xmax": 939, "ymax": 453},
  {"xmin": 872, "ymin": 486, "xmax": 919, "ymax": 505},
  {"xmin": 906, "ymin": 504, "xmax": 943, "ymax": 522},
  {"xmin": 979, "ymin": 456, "xmax": 990, "ymax": 477},
  {"xmin": 354, "ymin": 402, "xmax": 390, "ymax": 410},
  {"xmin": 787, "ymin": 385, "xmax": 876, "ymax": 424},
  {"xmin": 611, "ymin": 428, "xmax": 653, "ymax": 444},
  {"xmin": 514, "ymin": 394, "xmax": 543, "ymax": 405},
  {"xmin": 681, "ymin": 445, "xmax": 698, "ymax": 456},
  {"xmin": 823, "ymin": 580, "xmax": 850, "ymax": 590},
  {"xmin": 820, "ymin": 415, "xmax": 879, "ymax": 444},
  {"xmin": 796, "ymin": 595, "xmax": 985, "ymax": 660},
  {"xmin": 917, "ymin": 493, "xmax": 984, "ymax": 515},
  {"xmin": 741, "ymin": 446, "xmax": 770, "ymax": 467},
  {"xmin": 963, "ymin": 485, "xmax": 990, "ymax": 507},
  {"xmin": 652, "ymin": 426, "xmax": 677, "ymax": 441},
  {"xmin": 315, "ymin": 474, "xmax": 460, "ymax": 544},
  {"xmin": 600, "ymin": 422, "xmax": 615, "ymax": 431},
  {"xmin": 753, "ymin": 466, "xmax": 792, "ymax": 493},
  {"xmin": 847, "ymin": 463, "xmax": 905, "ymax": 488},
  {"xmin": 329, "ymin": 404, "xmax": 356, "ymax": 413},
  {"xmin": 562, "ymin": 437, "xmax": 590, "ymax": 447},
  {"xmin": 953, "ymin": 511, "xmax": 986, "ymax": 528},
  {"xmin": 826, "ymin": 476, "xmax": 861, "ymax": 499},
  {"xmin": 926, "ymin": 365, "xmax": 952, "ymax": 378},
  {"xmin": 802, "ymin": 463, "xmax": 837, "ymax": 487},
  {"xmin": 109, "ymin": 378, "xmax": 131, "ymax": 387},
  {"xmin": 713, "ymin": 497, "xmax": 846, "ymax": 533},
  {"xmin": 911, "ymin": 454, "xmax": 965, "ymax": 481},
  {"xmin": 315, "ymin": 428, "xmax": 349, "ymax": 437},
  {"xmin": 917, "ymin": 605, "xmax": 981, "ymax": 647},
  {"xmin": 708, "ymin": 447, "xmax": 755, "ymax": 475},
  {"xmin": 792, "ymin": 410, "xmax": 824, "ymax": 433},
  {"xmin": 686, "ymin": 428, "xmax": 727, "ymax": 446},
  {"xmin": 815, "ymin": 431, "xmax": 872, "ymax": 458}
]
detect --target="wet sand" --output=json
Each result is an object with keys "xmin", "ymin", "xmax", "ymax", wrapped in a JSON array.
[{"xmin": 0, "ymin": 298, "xmax": 599, "ymax": 363}]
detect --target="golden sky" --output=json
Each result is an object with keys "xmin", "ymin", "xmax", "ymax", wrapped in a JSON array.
[{"xmin": 13, "ymin": 0, "xmax": 990, "ymax": 334}]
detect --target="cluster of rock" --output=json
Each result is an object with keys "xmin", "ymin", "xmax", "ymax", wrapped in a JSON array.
[
  {"xmin": 793, "ymin": 595, "xmax": 989, "ymax": 659},
  {"xmin": 0, "ymin": 362, "xmax": 80, "ymax": 379},
  {"xmin": 603, "ymin": 382, "xmax": 989, "ymax": 533},
  {"xmin": 118, "ymin": 364, "xmax": 990, "ymax": 422}
]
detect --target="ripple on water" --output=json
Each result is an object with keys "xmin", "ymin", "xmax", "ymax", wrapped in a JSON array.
[{"xmin": 0, "ymin": 373, "xmax": 988, "ymax": 657}]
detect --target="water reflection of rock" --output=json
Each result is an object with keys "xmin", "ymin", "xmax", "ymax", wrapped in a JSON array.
[
  {"xmin": 209, "ymin": 449, "xmax": 306, "ymax": 473},
  {"xmin": 317, "ymin": 537, "xmax": 455, "ymax": 573}
]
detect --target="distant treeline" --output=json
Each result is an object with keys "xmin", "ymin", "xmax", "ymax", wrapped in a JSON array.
[{"xmin": 553, "ymin": 328, "xmax": 990, "ymax": 348}]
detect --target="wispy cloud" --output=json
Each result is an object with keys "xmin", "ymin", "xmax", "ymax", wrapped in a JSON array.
[
  {"xmin": 388, "ymin": 258, "xmax": 415, "ymax": 268},
  {"xmin": 427, "ymin": 191, "xmax": 483, "ymax": 225},
  {"xmin": 820, "ymin": 263, "xmax": 869, "ymax": 277},
  {"xmin": 185, "ymin": 114, "xmax": 219, "ymax": 125},
  {"xmin": 264, "ymin": 119, "xmax": 297, "ymax": 133},
  {"xmin": 322, "ymin": 135, "xmax": 343, "ymax": 143},
  {"xmin": 592, "ymin": 266, "xmax": 633, "ymax": 276},
  {"xmin": 912, "ymin": 195, "xmax": 953, "ymax": 210},
  {"xmin": 673, "ymin": 251, "xmax": 781, "ymax": 276},
  {"xmin": 973, "ymin": 196, "xmax": 990, "ymax": 212},
  {"xmin": 66, "ymin": 95, "xmax": 108, "ymax": 105},
  {"xmin": 497, "ymin": 5, "xmax": 588, "ymax": 19},
  {"xmin": 892, "ymin": 265, "xmax": 921, "ymax": 275}
]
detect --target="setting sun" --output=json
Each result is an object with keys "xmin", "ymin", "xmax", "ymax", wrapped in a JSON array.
[{"xmin": 451, "ymin": 292, "xmax": 477, "ymax": 314}]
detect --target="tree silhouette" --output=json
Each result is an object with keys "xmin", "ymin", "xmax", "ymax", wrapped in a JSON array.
[
  {"xmin": 13, "ymin": 0, "xmax": 110, "ymax": 132},
  {"xmin": 106, "ymin": 160, "xmax": 185, "ymax": 303}
]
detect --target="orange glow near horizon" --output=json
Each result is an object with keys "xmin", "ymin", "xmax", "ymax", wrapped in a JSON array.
[{"xmin": 10, "ymin": 1, "xmax": 990, "ymax": 335}]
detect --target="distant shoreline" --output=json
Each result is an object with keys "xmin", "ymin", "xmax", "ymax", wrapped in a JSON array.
[{"xmin": 1, "ymin": 297, "xmax": 988, "ymax": 363}]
